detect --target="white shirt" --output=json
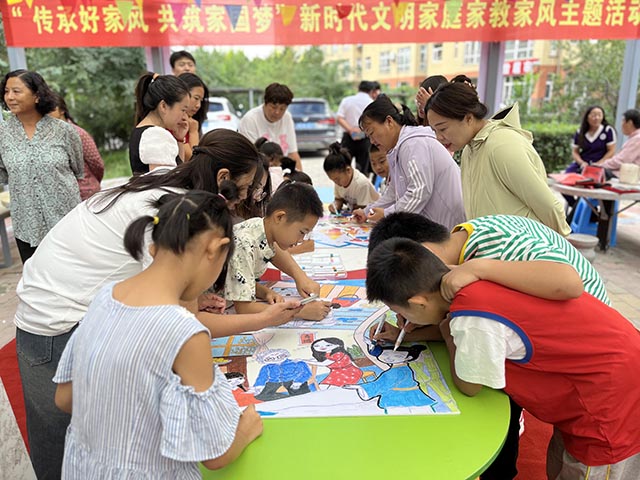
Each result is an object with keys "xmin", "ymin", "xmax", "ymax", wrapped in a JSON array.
[
  {"xmin": 238, "ymin": 105, "xmax": 298, "ymax": 155},
  {"xmin": 449, "ymin": 316, "xmax": 526, "ymax": 389},
  {"xmin": 15, "ymin": 187, "xmax": 184, "ymax": 335},
  {"xmin": 334, "ymin": 168, "xmax": 380, "ymax": 210},
  {"xmin": 337, "ymin": 92, "xmax": 372, "ymax": 130}
]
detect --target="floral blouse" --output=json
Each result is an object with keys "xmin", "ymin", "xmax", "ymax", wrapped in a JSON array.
[{"xmin": 0, "ymin": 115, "xmax": 83, "ymax": 246}]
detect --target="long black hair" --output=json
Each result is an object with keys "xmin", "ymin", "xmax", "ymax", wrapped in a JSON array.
[
  {"xmin": 576, "ymin": 106, "xmax": 611, "ymax": 151},
  {"xmin": 93, "ymin": 129, "xmax": 260, "ymax": 212},
  {"xmin": 359, "ymin": 95, "xmax": 418, "ymax": 129},
  {"xmin": 1, "ymin": 70, "xmax": 57, "ymax": 115},
  {"xmin": 134, "ymin": 72, "xmax": 189, "ymax": 124},
  {"xmin": 311, "ymin": 337, "xmax": 354, "ymax": 362},
  {"xmin": 323, "ymin": 142, "xmax": 352, "ymax": 173},
  {"xmin": 178, "ymin": 72, "xmax": 209, "ymax": 130},
  {"xmin": 123, "ymin": 190, "xmax": 234, "ymax": 288}
]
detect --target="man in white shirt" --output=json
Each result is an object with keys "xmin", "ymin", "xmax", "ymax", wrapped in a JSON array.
[
  {"xmin": 336, "ymin": 81, "xmax": 374, "ymax": 175},
  {"xmin": 238, "ymin": 83, "xmax": 302, "ymax": 171}
]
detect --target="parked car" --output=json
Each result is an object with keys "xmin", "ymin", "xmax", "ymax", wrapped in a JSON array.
[
  {"xmin": 289, "ymin": 98, "xmax": 339, "ymax": 152},
  {"xmin": 202, "ymin": 96, "xmax": 241, "ymax": 133}
]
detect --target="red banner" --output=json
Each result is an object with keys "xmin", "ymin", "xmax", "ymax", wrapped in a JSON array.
[{"xmin": 2, "ymin": 0, "xmax": 640, "ymax": 48}]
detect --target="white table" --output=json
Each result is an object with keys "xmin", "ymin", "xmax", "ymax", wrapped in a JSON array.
[{"xmin": 550, "ymin": 178, "xmax": 640, "ymax": 250}]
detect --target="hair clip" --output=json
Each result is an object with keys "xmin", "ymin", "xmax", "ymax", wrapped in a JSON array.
[
  {"xmin": 186, "ymin": 213, "xmax": 190, "ymax": 220},
  {"xmin": 282, "ymin": 168, "xmax": 292, "ymax": 175},
  {"xmin": 153, "ymin": 216, "xmax": 159, "ymax": 225}
]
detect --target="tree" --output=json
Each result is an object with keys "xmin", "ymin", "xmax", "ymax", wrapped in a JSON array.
[
  {"xmin": 546, "ymin": 40, "xmax": 634, "ymax": 123},
  {"xmin": 26, "ymin": 47, "xmax": 146, "ymax": 148}
]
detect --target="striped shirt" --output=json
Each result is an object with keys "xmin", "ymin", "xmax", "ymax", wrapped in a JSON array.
[
  {"xmin": 453, "ymin": 215, "xmax": 610, "ymax": 305},
  {"xmin": 53, "ymin": 284, "xmax": 241, "ymax": 479}
]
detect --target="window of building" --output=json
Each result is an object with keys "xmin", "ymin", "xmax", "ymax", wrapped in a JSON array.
[
  {"xmin": 544, "ymin": 74, "xmax": 554, "ymax": 100},
  {"xmin": 432, "ymin": 43, "xmax": 443, "ymax": 62},
  {"xmin": 463, "ymin": 42, "xmax": 481, "ymax": 65},
  {"xmin": 549, "ymin": 41, "xmax": 558, "ymax": 58},
  {"xmin": 365, "ymin": 56, "xmax": 372, "ymax": 70},
  {"xmin": 419, "ymin": 45, "xmax": 428, "ymax": 70},
  {"xmin": 397, "ymin": 47, "xmax": 411, "ymax": 73},
  {"xmin": 502, "ymin": 76, "xmax": 516, "ymax": 105},
  {"xmin": 355, "ymin": 58, "xmax": 362, "ymax": 75},
  {"xmin": 332, "ymin": 45, "xmax": 339, "ymax": 54},
  {"xmin": 380, "ymin": 51, "xmax": 392, "ymax": 74},
  {"xmin": 505, "ymin": 40, "xmax": 534, "ymax": 60}
]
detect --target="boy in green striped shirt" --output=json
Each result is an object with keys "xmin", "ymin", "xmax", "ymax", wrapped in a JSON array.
[
  {"xmin": 368, "ymin": 212, "xmax": 611, "ymax": 480},
  {"xmin": 369, "ymin": 212, "xmax": 609, "ymax": 344}
]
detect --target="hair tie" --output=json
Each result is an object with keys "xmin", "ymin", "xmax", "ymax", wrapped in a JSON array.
[
  {"xmin": 150, "ymin": 73, "xmax": 159, "ymax": 83},
  {"xmin": 153, "ymin": 216, "xmax": 159, "ymax": 225},
  {"xmin": 282, "ymin": 168, "xmax": 292, "ymax": 175},
  {"xmin": 192, "ymin": 146, "xmax": 202, "ymax": 155},
  {"xmin": 218, "ymin": 193, "xmax": 227, "ymax": 201}
]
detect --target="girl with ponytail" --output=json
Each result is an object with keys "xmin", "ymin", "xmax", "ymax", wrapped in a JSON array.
[
  {"xmin": 352, "ymin": 95, "xmax": 465, "ymax": 230},
  {"xmin": 323, "ymin": 141, "xmax": 379, "ymax": 214},
  {"xmin": 53, "ymin": 191, "xmax": 272, "ymax": 477}
]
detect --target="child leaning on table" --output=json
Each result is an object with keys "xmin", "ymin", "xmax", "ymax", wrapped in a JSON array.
[
  {"xmin": 53, "ymin": 191, "xmax": 276, "ymax": 478},
  {"xmin": 324, "ymin": 142, "xmax": 379, "ymax": 214},
  {"xmin": 224, "ymin": 181, "xmax": 332, "ymax": 321},
  {"xmin": 367, "ymin": 238, "xmax": 640, "ymax": 480}
]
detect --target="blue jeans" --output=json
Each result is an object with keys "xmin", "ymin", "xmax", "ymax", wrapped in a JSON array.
[{"xmin": 16, "ymin": 327, "xmax": 75, "ymax": 480}]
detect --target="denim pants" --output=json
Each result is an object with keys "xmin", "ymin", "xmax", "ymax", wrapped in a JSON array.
[{"xmin": 16, "ymin": 326, "xmax": 76, "ymax": 480}]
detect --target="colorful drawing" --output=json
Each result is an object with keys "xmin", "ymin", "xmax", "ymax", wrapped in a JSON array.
[
  {"xmin": 311, "ymin": 216, "xmax": 372, "ymax": 248},
  {"xmin": 211, "ymin": 280, "xmax": 459, "ymax": 418},
  {"xmin": 281, "ymin": 252, "xmax": 348, "ymax": 280}
]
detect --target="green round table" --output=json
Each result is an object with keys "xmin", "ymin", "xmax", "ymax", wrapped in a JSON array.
[{"xmin": 202, "ymin": 342, "xmax": 510, "ymax": 480}]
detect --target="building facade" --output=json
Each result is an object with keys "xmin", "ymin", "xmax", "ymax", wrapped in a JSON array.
[{"xmin": 321, "ymin": 40, "xmax": 562, "ymax": 109}]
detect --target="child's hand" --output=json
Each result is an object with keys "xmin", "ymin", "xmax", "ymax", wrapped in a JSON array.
[
  {"xmin": 236, "ymin": 404, "xmax": 263, "ymax": 445},
  {"xmin": 296, "ymin": 277, "xmax": 320, "ymax": 298},
  {"xmin": 261, "ymin": 300, "xmax": 302, "ymax": 327},
  {"xmin": 264, "ymin": 290, "xmax": 284, "ymax": 304},
  {"xmin": 328, "ymin": 203, "xmax": 337, "ymax": 214},
  {"xmin": 197, "ymin": 292, "xmax": 227, "ymax": 314},
  {"xmin": 367, "ymin": 207, "xmax": 384, "ymax": 223},
  {"xmin": 298, "ymin": 300, "xmax": 332, "ymax": 321},
  {"xmin": 440, "ymin": 261, "xmax": 483, "ymax": 302},
  {"xmin": 351, "ymin": 208, "xmax": 367, "ymax": 223},
  {"xmin": 290, "ymin": 239, "xmax": 314, "ymax": 254}
]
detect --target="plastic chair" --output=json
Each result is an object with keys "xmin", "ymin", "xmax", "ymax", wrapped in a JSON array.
[{"xmin": 569, "ymin": 198, "xmax": 618, "ymax": 247}]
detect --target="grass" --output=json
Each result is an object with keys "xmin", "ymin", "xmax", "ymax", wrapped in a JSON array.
[{"xmin": 101, "ymin": 149, "xmax": 131, "ymax": 180}]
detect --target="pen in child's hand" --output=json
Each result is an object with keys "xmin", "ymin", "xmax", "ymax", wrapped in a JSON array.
[
  {"xmin": 393, "ymin": 326, "xmax": 407, "ymax": 351},
  {"xmin": 373, "ymin": 315, "xmax": 386, "ymax": 337}
]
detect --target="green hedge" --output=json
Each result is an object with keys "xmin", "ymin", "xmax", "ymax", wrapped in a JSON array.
[{"xmin": 523, "ymin": 122, "xmax": 576, "ymax": 173}]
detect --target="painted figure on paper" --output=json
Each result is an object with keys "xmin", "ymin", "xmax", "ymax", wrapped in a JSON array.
[
  {"xmin": 225, "ymin": 372, "xmax": 262, "ymax": 407},
  {"xmin": 253, "ymin": 349, "xmax": 312, "ymax": 401},
  {"xmin": 351, "ymin": 344, "xmax": 436, "ymax": 413},
  {"xmin": 308, "ymin": 337, "xmax": 363, "ymax": 387}
]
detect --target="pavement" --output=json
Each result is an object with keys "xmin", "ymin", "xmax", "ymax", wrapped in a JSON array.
[{"xmin": 1, "ymin": 155, "xmax": 639, "ymax": 348}]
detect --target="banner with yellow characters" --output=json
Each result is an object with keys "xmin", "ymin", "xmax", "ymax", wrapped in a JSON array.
[{"xmin": 1, "ymin": 0, "xmax": 640, "ymax": 48}]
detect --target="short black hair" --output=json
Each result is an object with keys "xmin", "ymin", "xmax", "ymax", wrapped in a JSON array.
[
  {"xmin": 368, "ymin": 212, "xmax": 450, "ymax": 255},
  {"xmin": 624, "ymin": 108, "xmax": 640, "ymax": 128},
  {"xmin": 366, "ymin": 238, "xmax": 449, "ymax": 307},
  {"xmin": 1, "ymin": 70, "xmax": 57, "ymax": 115},
  {"xmin": 358, "ymin": 80, "xmax": 373, "ymax": 92},
  {"xmin": 170, "ymin": 50, "xmax": 196, "ymax": 68},
  {"xmin": 266, "ymin": 181, "xmax": 323, "ymax": 222},
  {"xmin": 264, "ymin": 83, "xmax": 294, "ymax": 105}
]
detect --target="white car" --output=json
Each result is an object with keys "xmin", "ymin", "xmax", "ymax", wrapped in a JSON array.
[{"xmin": 202, "ymin": 96, "xmax": 241, "ymax": 133}]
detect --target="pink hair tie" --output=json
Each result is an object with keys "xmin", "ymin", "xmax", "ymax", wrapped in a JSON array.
[{"xmin": 218, "ymin": 193, "xmax": 227, "ymax": 201}]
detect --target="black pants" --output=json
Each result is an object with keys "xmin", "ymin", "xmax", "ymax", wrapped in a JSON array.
[
  {"xmin": 341, "ymin": 132, "xmax": 371, "ymax": 176},
  {"xmin": 481, "ymin": 396, "xmax": 522, "ymax": 480},
  {"xmin": 16, "ymin": 237, "xmax": 37, "ymax": 264}
]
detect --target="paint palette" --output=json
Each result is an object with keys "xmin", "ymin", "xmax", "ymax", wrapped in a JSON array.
[{"xmin": 282, "ymin": 252, "xmax": 348, "ymax": 280}]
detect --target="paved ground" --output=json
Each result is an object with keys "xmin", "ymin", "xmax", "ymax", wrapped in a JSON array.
[{"xmin": 1, "ymin": 154, "xmax": 639, "ymax": 348}]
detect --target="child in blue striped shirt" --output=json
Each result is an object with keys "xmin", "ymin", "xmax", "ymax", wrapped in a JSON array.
[{"xmin": 53, "ymin": 191, "xmax": 301, "ymax": 478}]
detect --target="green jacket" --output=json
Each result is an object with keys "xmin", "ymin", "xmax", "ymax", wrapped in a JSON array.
[{"xmin": 460, "ymin": 103, "xmax": 570, "ymax": 236}]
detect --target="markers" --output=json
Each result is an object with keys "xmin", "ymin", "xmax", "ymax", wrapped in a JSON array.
[
  {"xmin": 393, "ymin": 327, "xmax": 407, "ymax": 351},
  {"xmin": 368, "ymin": 208, "xmax": 375, "ymax": 216}
]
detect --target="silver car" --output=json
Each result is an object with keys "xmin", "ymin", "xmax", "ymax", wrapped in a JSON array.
[{"xmin": 202, "ymin": 96, "xmax": 241, "ymax": 133}]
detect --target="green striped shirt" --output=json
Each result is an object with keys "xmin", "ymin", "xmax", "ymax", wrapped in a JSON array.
[{"xmin": 453, "ymin": 215, "xmax": 610, "ymax": 305}]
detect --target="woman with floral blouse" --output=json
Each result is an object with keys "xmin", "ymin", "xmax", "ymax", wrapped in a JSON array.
[{"xmin": 0, "ymin": 70, "xmax": 83, "ymax": 263}]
